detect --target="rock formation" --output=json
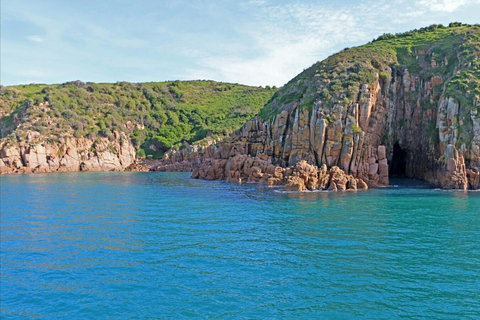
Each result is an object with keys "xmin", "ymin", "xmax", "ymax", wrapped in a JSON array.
[
  {"xmin": 191, "ymin": 154, "xmax": 368, "ymax": 192},
  {"xmin": 0, "ymin": 131, "xmax": 136, "ymax": 174},
  {"xmin": 164, "ymin": 24, "xmax": 480, "ymax": 190}
]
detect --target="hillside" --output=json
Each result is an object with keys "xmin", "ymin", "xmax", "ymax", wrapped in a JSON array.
[
  {"xmin": 0, "ymin": 81, "xmax": 274, "ymax": 173},
  {"xmin": 260, "ymin": 23, "xmax": 479, "ymax": 120},
  {"xmin": 176, "ymin": 23, "xmax": 480, "ymax": 190}
]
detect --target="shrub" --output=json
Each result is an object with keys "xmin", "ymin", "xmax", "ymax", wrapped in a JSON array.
[{"xmin": 379, "ymin": 71, "xmax": 391, "ymax": 83}]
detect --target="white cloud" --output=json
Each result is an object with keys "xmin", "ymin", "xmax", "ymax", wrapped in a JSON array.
[
  {"xmin": 418, "ymin": 0, "xmax": 467, "ymax": 12},
  {"xmin": 417, "ymin": 0, "xmax": 480, "ymax": 12},
  {"xmin": 184, "ymin": 2, "xmax": 386, "ymax": 86},
  {"xmin": 4, "ymin": 0, "xmax": 480, "ymax": 86},
  {"xmin": 26, "ymin": 35, "xmax": 44, "ymax": 43},
  {"xmin": 183, "ymin": 0, "xmax": 480, "ymax": 87}
]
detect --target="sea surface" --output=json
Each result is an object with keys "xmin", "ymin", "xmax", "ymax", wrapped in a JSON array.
[{"xmin": 1, "ymin": 172, "xmax": 479, "ymax": 319}]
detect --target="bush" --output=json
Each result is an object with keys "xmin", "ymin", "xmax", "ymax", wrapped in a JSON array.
[
  {"xmin": 136, "ymin": 149, "xmax": 146, "ymax": 158},
  {"xmin": 379, "ymin": 71, "xmax": 391, "ymax": 83}
]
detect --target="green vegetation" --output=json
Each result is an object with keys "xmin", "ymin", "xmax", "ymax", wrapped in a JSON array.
[
  {"xmin": 259, "ymin": 23, "xmax": 480, "ymax": 120},
  {"xmin": 0, "ymin": 80, "xmax": 275, "ymax": 158}
]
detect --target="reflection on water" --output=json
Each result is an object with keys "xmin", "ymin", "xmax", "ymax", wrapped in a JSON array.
[{"xmin": 1, "ymin": 172, "xmax": 480, "ymax": 319}]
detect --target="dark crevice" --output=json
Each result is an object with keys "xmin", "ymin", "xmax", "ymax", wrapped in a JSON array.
[
  {"xmin": 390, "ymin": 142, "xmax": 407, "ymax": 176},
  {"xmin": 320, "ymin": 125, "xmax": 329, "ymax": 165},
  {"xmin": 282, "ymin": 110, "xmax": 292, "ymax": 165}
]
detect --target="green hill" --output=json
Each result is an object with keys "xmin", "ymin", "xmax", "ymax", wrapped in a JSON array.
[
  {"xmin": 0, "ymin": 80, "xmax": 275, "ymax": 159},
  {"xmin": 260, "ymin": 22, "xmax": 480, "ymax": 120}
]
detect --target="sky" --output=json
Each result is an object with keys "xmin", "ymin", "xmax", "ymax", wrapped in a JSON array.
[{"xmin": 1, "ymin": 0, "xmax": 480, "ymax": 87}]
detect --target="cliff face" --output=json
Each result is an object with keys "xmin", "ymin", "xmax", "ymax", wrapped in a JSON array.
[
  {"xmin": 0, "ymin": 131, "xmax": 136, "ymax": 174},
  {"xmin": 168, "ymin": 24, "xmax": 480, "ymax": 190}
]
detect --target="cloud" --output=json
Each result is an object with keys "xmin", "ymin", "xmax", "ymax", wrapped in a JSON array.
[
  {"xmin": 418, "ymin": 0, "xmax": 467, "ymax": 12},
  {"xmin": 26, "ymin": 35, "xmax": 44, "ymax": 43},
  {"xmin": 183, "ymin": 0, "xmax": 480, "ymax": 87},
  {"xmin": 4, "ymin": 0, "xmax": 480, "ymax": 86},
  {"xmin": 184, "ymin": 1, "xmax": 387, "ymax": 86}
]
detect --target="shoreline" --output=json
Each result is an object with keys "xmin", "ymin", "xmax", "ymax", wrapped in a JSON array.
[{"xmin": 3, "ymin": 157, "xmax": 479, "ymax": 192}]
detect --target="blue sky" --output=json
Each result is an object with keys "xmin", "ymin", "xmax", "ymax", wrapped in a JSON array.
[{"xmin": 2, "ymin": 0, "xmax": 480, "ymax": 87}]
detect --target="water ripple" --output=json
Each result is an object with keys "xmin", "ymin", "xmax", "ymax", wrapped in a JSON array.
[{"xmin": 1, "ymin": 172, "xmax": 479, "ymax": 319}]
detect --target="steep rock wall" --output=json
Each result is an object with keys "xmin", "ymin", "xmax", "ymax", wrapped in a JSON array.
[{"xmin": 0, "ymin": 131, "xmax": 136, "ymax": 174}]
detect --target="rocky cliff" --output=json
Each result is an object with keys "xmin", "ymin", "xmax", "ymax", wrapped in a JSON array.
[
  {"xmin": 0, "ymin": 130, "xmax": 136, "ymax": 174},
  {"xmin": 166, "ymin": 24, "xmax": 480, "ymax": 190}
]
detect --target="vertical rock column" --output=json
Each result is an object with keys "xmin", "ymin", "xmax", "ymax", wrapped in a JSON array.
[
  {"xmin": 378, "ymin": 145, "xmax": 389, "ymax": 185},
  {"xmin": 443, "ymin": 144, "xmax": 468, "ymax": 189}
]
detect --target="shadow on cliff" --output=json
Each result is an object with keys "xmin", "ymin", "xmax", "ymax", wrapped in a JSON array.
[{"xmin": 390, "ymin": 143, "xmax": 407, "ymax": 177}]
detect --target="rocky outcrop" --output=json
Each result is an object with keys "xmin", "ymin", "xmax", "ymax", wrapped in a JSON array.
[
  {"xmin": 155, "ymin": 137, "xmax": 222, "ymax": 171},
  {"xmin": 0, "ymin": 131, "xmax": 136, "ymax": 174},
  {"xmin": 125, "ymin": 160, "xmax": 151, "ymax": 172},
  {"xmin": 164, "ymin": 27, "xmax": 480, "ymax": 191},
  {"xmin": 186, "ymin": 76, "xmax": 477, "ymax": 190},
  {"xmin": 191, "ymin": 154, "xmax": 368, "ymax": 192},
  {"xmin": 155, "ymin": 160, "xmax": 195, "ymax": 172}
]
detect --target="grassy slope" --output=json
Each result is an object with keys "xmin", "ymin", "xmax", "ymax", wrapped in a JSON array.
[
  {"xmin": 0, "ymin": 80, "xmax": 275, "ymax": 158},
  {"xmin": 259, "ymin": 23, "xmax": 480, "ymax": 120}
]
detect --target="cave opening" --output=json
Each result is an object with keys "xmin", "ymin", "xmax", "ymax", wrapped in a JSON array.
[{"xmin": 390, "ymin": 142, "xmax": 407, "ymax": 176}]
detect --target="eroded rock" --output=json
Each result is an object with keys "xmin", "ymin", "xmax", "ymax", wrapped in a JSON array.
[{"xmin": 0, "ymin": 132, "xmax": 136, "ymax": 174}]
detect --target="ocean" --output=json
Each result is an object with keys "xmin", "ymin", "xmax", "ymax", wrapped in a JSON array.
[{"xmin": 1, "ymin": 172, "xmax": 479, "ymax": 319}]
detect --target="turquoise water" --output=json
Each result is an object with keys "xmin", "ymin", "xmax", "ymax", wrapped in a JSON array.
[{"xmin": 1, "ymin": 172, "xmax": 479, "ymax": 319}]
